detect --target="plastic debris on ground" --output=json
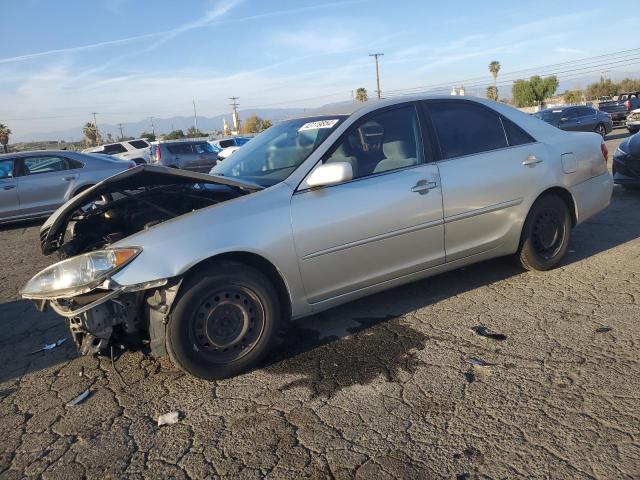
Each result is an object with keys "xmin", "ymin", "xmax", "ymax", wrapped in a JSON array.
[
  {"xmin": 31, "ymin": 337, "xmax": 67, "ymax": 354},
  {"xmin": 471, "ymin": 325, "xmax": 507, "ymax": 341},
  {"xmin": 157, "ymin": 411, "xmax": 180, "ymax": 426},
  {"xmin": 595, "ymin": 326, "xmax": 613, "ymax": 333},
  {"xmin": 67, "ymin": 390, "xmax": 91, "ymax": 406}
]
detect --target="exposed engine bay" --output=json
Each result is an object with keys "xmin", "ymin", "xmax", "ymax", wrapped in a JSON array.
[{"xmin": 29, "ymin": 165, "xmax": 262, "ymax": 357}]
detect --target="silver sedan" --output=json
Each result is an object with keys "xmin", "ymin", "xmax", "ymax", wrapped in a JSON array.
[
  {"xmin": 21, "ymin": 96, "xmax": 613, "ymax": 379},
  {"xmin": 0, "ymin": 150, "xmax": 135, "ymax": 223}
]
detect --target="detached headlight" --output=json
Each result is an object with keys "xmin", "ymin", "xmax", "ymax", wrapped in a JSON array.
[{"xmin": 21, "ymin": 247, "xmax": 141, "ymax": 299}]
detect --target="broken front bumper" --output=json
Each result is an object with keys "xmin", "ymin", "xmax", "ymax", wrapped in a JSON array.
[{"xmin": 40, "ymin": 279, "xmax": 176, "ymax": 356}]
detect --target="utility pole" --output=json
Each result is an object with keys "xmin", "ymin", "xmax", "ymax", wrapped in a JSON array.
[
  {"xmin": 369, "ymin": 53, "xmax": 384, "ymax": 99},
  {"xmin": 192, "ymin": 99, "xmax": 199, "ymax": 133},
  {"xmin": 229, "ymin": 96, "xmax": 240, "ymax": 133},
  {"xmin": 117, "ymin": 123, "xmax": 124, "ymax": 140},
  {"xmin": 91, "ymin": 112, "xmax": 100, "ymax": 143},
  {"xmin": 149, "ymin": 117, "xmax": 155, "ymax": 137}
]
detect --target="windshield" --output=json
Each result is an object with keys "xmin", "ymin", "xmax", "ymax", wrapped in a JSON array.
[
  {"xmin": 210, "ymin": 115, "xmax": 346, "ymax": 186},
  {"xmin": 534, "ymin": 109, "xmax": 563, "ymax": 124}
]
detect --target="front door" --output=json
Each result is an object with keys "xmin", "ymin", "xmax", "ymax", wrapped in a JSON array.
[{"xmin": 291, "ymin": 104, "xmax": 445, "ymax": 304}]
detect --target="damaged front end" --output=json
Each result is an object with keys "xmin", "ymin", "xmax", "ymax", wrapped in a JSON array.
[{"xmin": 22, "ymin": 165, "xmax": 262, "ymax": 357}]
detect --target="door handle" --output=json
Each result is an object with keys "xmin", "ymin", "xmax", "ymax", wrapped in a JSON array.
[
  {"xmin": 2, "ymin": 184, "xmax": 16, "ymax": 190},
  {"xmin": 522, "ymin": 155, "xmax": 542, "ymax": 166},
  {"xmin": 411, "ymin": 179, "xmax": 438, "ymax": 194},
  {"xmin": 63, "ymin": 175, "xmax": 77, "ymax": 181}
]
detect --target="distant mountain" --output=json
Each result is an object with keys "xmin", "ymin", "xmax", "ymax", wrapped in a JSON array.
[{"xmin": 14, "ymin": 108, "xmax": 307, "ymax": 143}]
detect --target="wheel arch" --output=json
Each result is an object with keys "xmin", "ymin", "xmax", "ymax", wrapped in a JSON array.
[
  {"xmin": 176, "ymin": 251, "xmax": 293, "ymax": 322},
  {"xmin": 71, "ymin": 183, "xmax": 94, "ymax": 198},
  {"xmin": 518, "ymin": 186, "xmax": 577, "ymax": 248}
]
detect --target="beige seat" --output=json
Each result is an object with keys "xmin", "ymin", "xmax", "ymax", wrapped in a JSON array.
[{"xmin": 373, "ymin": 140, "xmax": 417, "ymax": 173}]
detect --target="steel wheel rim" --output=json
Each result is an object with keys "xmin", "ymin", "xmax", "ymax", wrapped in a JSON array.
[
  {"xmin": 191, "ymin": 286, "xmax": 265, "ymax": 363},
  {"xmin": 597, "ymin": 125, "xmax": 605, "ymax": 137},
  {"xmin": 531, "ymin": 207, "xmax": 565, "ymax": 260}
]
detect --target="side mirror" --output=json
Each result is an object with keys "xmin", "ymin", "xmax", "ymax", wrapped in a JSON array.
[{"xmin": 306, "ymin": 162, "xmax": 353, "ymax": 188}]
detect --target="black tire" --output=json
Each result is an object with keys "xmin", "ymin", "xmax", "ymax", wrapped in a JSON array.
[
  {"xmin": 166, "ymin": 261, "xmax": 281, "ymax": 379},
  {"xmin": 516, "ymin": 194, "xmax": 572, "ymax": 271},
  {"xmin": 595, "ymin": 123, "xmax": 606, "ymax": 138}
]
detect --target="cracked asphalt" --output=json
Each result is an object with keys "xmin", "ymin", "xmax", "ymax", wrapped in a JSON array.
[{"xmin": 1, "ymin": 130, "xmax": 639, "ymax": 479}]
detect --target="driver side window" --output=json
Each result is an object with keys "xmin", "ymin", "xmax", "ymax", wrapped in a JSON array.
[{"xmin": 324, "ymin": 105, "xmax": 423, "ymax": 179}]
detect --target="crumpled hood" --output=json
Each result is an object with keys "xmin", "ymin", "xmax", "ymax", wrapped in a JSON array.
[{"xmin": 39, "ymin": 165, "xmax": 263, "ymax": 255}]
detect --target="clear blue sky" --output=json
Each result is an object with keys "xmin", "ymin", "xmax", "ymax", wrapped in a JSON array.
[{"xmin": 1, "ymin": 0, "xmax": 638, "ymax": 138}]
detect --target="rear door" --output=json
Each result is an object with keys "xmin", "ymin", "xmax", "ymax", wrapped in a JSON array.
[
  {"xmin": 577, "ymin": 106, "xmax": 597, "ymax": 131},
  {"xmin": 16, "ymin": 155, "xmax": 82, "ymax": 215},
  {"xmin": 423, "ymin": 99, "xmax": 545, "ymax": 262},
  {"xmin": 189, "ymin": 142, "xmax": 219, "ymax": 172},
  {"xmin": 0, "ymin": 158, "xmax": 19, "ymax": 219}
]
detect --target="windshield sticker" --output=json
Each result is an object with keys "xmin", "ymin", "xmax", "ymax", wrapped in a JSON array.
[{"xmin": 298, "ymin": 119, "xmax": 339, "ymax": 132}]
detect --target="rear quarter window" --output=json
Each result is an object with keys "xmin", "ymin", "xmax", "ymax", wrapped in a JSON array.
[
  {"xmin": 501, "ymin": 117, "xmax": 535, "ymax": 147},
  {"xmin": 103, "ymin": 143, "xmax": 128, "ymax": 154},
  {"xmin": 128, "ymin": 140, "xmax": 149, "ymax": 149}
]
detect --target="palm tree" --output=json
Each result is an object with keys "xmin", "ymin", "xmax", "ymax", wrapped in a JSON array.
[
  {"xmin": 0, "ymin": 124, "xmax": 11, "ymax": 153},
  {"xmin": 355, "ymin": 87, "xmax": 368, "ymax": 102},
  {"xmin": 489, "ymin": 61, "xmax": 501, "ymax": 87},
  {"xmin": 486, "ymin": 86, "xmax": 498, "ymax": 101},
  {"xmin": 82, "ymin": 122, "xmax": 98, "ymax": 147}
]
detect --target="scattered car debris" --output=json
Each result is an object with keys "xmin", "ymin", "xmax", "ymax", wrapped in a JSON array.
[
  {"xmin": 471, "ymin": 325, "xmax": 507, "ymax": 341},
  {"xmin": 595, "ymin": 326, "xmax": 613, "ymax": 333},
  {"xmin": 31, "ymin": 337, "xmax": 67, "ymax": 354},
  {"xmin": 466, "ymin": 357, "xmax": 495, "ymax": 367},
  {"xmin": 67, "ymin": 389, "xmax": 90, "ymax": 406},
  {"xmin": 157, "ymin": 411, "xmax": 180, "ymax": 426}
]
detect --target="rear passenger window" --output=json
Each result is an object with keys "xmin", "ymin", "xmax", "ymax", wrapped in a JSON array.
[
  {"xmin": 324, "ymin": 105, "xmax": 423, "ymax": 179},
  {"xmin": 166, "ymin": 144, "xmax": 193, "ymax": 155},
  {"xmin": 128, "ymin": 140, "xmax": 149, "ymax": 149},
  {"xmin": 577, "ymin": 107, "xmax": 594, "ymax": 117},
  {"xmin": 427, "ymin": 102, "xmax": 507, "ymax": 159},
  {"xmin": 23, "ymin": 156, "xmax": 69, "ymax": 175},
  {"xmin": 501, "ymin": 117, "xmax": 535, "ymax": 147}
]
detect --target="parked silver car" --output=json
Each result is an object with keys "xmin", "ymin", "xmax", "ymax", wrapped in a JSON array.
[
  {"xmin": 0, "ymin": 150, "xmax": 134, "ymax": 223},
  {"xmin": 21, "ymin": 96, "xmax": 612, "ymax": 379}
]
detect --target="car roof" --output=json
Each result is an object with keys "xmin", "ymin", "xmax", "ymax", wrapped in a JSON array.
[{"xmin": 0, "ymin": 149, "xmax": 80, "ymax": 159}]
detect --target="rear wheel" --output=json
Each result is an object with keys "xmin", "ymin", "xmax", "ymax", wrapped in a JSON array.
[
  {"xmin": 595, "ymin": 123, "xmax": 606, "ymax": 138},
  {"xmin": 166, "ymin": 261, "xmax": 281, "ymax": 379},
  {"xmin": 516, "ymin": 194, "xmax": 572, "ymax": 271}
]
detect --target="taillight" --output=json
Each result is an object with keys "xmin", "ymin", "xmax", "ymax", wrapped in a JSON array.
[
  {"xmin": 600, "ymin": 142, "xmax": 608, "ymax": 163},
  {"xmin": 626, "ymin": 100, "xmax": 631, "ymax": 111},
  {"xmin": 155, "ymin": 146, "xmax": 161, "ymax": 162}
]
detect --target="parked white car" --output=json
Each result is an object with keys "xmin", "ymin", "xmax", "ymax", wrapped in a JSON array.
[{"xmin": 84, "ymin": 139, "xmax": 150, "ymax": 164}]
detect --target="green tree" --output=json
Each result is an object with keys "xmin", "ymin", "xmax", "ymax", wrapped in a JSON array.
[
  {"xmin": 355, "ymin": 87, "xmax": 368, "ymax": 102},
  {"xmin": 511, "ymin": 75, "xmax": 559, "ymax": 107},
  {"xmin": 488, "ymin": 60, "xmax": 501, "ymax": 99},
  {"xmin": 240, "ymin": 114, "xmax": 272, "ymax": 134},
  {"xmin": 140, "ymin": 132, "xmax": 156, "ymax": 142},
  {"xmin": 585, "ymin": 78, "xmax": 618, "ymax": 99},
  {"xmin": 82, "ymin": 122, "xmax": 98, "ymax": 147},
  {"xmin": 186, "ymin": 126, "xmax": 205, "ymax": 138},
  {"xmin": 486, "ymin": 85, "xmax": 498, "ymax": 101},
  {"xmin": 0, "ymin": 123, "xmax": 11, "ymax": 153},
  {"xmin": 563, "ymin": 90, "xmax": 583, "ymax": 104},
  {"xmin": 164, "ymin": 129, "xmax": 186, "ymax": 140},
  {"xmin": 617, "ymin": 77, "xmax": 640, "ymax": 92}
]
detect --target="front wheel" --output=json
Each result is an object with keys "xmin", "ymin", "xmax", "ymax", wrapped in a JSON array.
[
  {"xmin": 166, "ymin": 261, "xmax": 281, "ymax": 379},
  {"xmin": 595, "ymin": 123, "xmax": 607, "ymax": 138},
  {"xmin": 515, "ymin": 194, "xmax": 572, "ymax": 271}
]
